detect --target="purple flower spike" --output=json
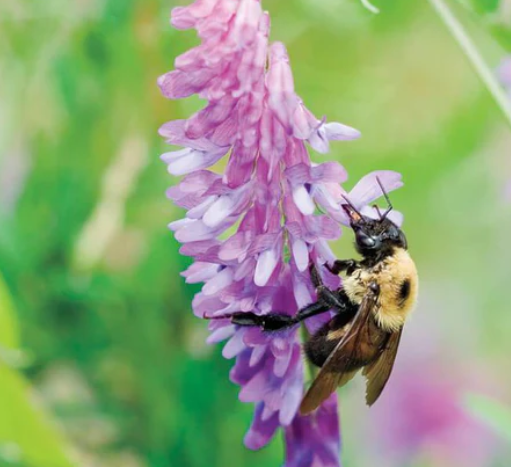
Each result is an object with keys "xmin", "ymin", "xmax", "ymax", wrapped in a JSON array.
[
  {"xmin": 159, "ymin": 0, "xmax": 403, "ymax": 465},
  {"xmin": 285, "ymin": 394, "xmax": 341, "ymax": 467}
]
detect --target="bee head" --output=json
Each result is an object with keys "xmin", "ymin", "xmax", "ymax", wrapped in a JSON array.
[{"xmin": 341, "ymin": 178, "xmax": 407, "ymax": 257}]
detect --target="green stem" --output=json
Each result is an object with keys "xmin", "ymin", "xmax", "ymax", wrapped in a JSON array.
[
  {"xmin": 427, "ymin": 0, "xmax": 511, "ymax": 130},
  {"xmin": 360, "ymin": 0, "xmax": 380, "ymax": 14}
]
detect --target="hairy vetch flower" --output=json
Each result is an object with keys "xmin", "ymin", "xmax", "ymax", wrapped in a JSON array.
[{"xmin": 159, "ymin": 0, "xmax": 402, "ymax": 464}]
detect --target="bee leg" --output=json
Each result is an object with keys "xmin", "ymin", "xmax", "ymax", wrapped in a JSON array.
[
  {"xmin": 293, "ymin": 301, "xmax": 331, "ymax": 325},
  {"xmin": 309, "ymin": 262, "xmax": 325, "ymax": 288},
  {"xmin": 309, "ymin": 263, "xmax": 352, "ymax": 312},
  {"xmin": 208, "ymin": 302, "xmax": 331, "ymax": 331},
  {"xmin": 231, "ymin": 311, "xmax": 295, "ymax": 330},
  {"xmin": 325, "ymin": 259, "xmax": 359, "ymax": 276}
]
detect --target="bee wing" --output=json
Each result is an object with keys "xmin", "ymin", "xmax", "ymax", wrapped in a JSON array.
[
  {"xmin": 299, "ymin": 286, "xmax": 379, "ymax": 415},
  {"xmin": 363, "ymin": 327, "xmax": 403, "ymax": 406}
]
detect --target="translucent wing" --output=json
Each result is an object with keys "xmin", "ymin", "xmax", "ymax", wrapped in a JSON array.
[
  {"xmin": 299, "ymin": 286, "xmax": 379, "ymax": 415},
  {"xmin": 363, "ymin": 327, "xmax": 403, "ymax": 406}
]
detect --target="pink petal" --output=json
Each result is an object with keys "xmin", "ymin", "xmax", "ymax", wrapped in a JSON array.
[
  {"xmin": 161, "ymin": 147, "xmax": 226, "ymax": 176},
  {"xmin": 292, "ymin": 239, "xmax": 309, "ymax": 272},
  {"xmin": 207, "ymin": 324, "xmax": 235, "ymax": 344},
  {"xmin": 203, "ymin": 267, "xmax": 234, "ymax": 295},
  {"xmin": 293, "ymin": 185, "xmax": 315, "ymax": 215},
  {"xmin": 244, "ymin": 404, "xmax": 279, "ymax": 450},
  {"xmin": 314, "ymin": 240, "xmax": 337, "ymax": 265},
  {"xmin": 348, "ymin": 170, "xmax": 403, "ymax": 207},
  {"xmin": 203, "ymin": 195, "xmax": 236, "ymax": 228},
  {"xmin": 158, "ymin": 69, "xmax": 214, "ymax": 99},
  {"xmin": 249, "ymin": 345, "xmax": 267, "ymax": 367},
  {"xmin": 279, "ymin": 383, "xmax": 302, "ymax": 425},
  {"xmin": 239, "ymin": 369, "xmax": 269, "ymax": 403},
  {"xmin": 222, "ymin": 329, "xmax": 247, "ymax": 359},
  {"xmin": 219, "ymin": 232, "xmax": 251, "ymax": 261},
  {"xmin": 181, "ymin": 262, "xmax": 220, "ymax": 283},
  {"xmin": 187, "ymin": 195, "xmax": 218, "ymax": 219},
  {"xmin": 254, "ymin": 249, "xmax": 278, "ymax": 286},
  {"xmin": 323, "ymin": 121, "xmax": 361, "ymax": 141},
  {"xmin": 174, "ymin": 220, "xmax": 220, "ymax": 242},
  {"xmin": 273, "ymin": 346, "xmax": 294, "ymax": 378},
  {"xmin": 360, "ymin": 205, "xmax": 404, "ymax": 226},
  {"xmin": 310, "ymin": 162, "xmax": 347, "ymax": 184},
  {"xmin": 168, "ymin": 217, "xmax": 194, "ymax": 232}
]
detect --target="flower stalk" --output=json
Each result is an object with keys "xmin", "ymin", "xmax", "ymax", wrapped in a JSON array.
[
  {"xmin": 428, "ymin": 0, "xmax": 511, "ymax": 130},
  {"xmin": 360, "ymin": 0, "xmax": 380, "ymax": 14}
]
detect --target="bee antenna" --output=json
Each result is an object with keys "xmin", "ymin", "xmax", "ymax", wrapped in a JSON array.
[
  {"xmin": 341, "ymin": 195, "xmax": 363, "ymax": 218},
  {"xmin": 375, "ymin": 176, "xmax": 393, "ymax": 219}
]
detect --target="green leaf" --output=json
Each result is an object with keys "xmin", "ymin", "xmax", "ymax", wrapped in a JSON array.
[
  {"xmin": 470, "ymin": 0, "xmax": 500, "ymax": 14},
  {"xmin": 464, "ymin": 393, "xmax": 511, "ymax": 442},
  {"xmin": 464, "ymin": 0, "xmax": 511, "ymax": 52},
  {"xmin": 0, "ymin": 273, "xmax": 19, "ymax": 350},
  {"xmin": 0, "ymin": 277, "xmax": 74, "ymax": 467},
  {"xmin": 488, "ymin": 24, "xmax": 511, "ymax": 52},
  {"xmin": 0, "ymin": 365, "xmax": 74, "ymax": 467}
]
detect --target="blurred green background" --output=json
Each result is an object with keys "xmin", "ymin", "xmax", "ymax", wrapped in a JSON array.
[{"xmin": 1, "ymin": 0, "xmax": 511, "ymax": 466}]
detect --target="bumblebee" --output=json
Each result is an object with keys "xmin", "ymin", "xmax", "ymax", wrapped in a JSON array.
[{"xmin": 209, "ymin": 183, "xmax": 418, "ymax": 414}]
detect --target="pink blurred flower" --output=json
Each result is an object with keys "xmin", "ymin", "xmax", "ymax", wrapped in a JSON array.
[
  {"xmin": 370, "ymin": 362, "xmax": 496, "ymax": 467},
  {"xmin": 159, "ymin": 0, "xmax": 402, "ymax": 464},
  {"xmin": 498, "ymin": 57, "xmax": 511, "ymax": 96}
]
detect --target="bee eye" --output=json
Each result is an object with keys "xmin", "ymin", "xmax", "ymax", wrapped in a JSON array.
[
  {"xmin": 359, "ymin": 235, "xmax": 376, "ymax": 248},
  {"xmin": 388, "ymin": 228, "xmax": 398, "ymax": 240}
]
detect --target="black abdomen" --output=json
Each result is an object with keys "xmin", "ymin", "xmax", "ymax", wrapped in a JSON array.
[
  {"xmin": 304, "ymin": 310, "xmax": 389, "ymax": 372},
  {"xmin": 304, "ymin": 311, "xmax": 356, "ymax": 368}
]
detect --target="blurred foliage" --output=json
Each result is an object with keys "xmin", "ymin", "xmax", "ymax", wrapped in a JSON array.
[
  {"xmin": 468, "ymin": 0, "xmax": 511, "ymax": 51},
  {"xmin": 0, "ymin": 274, "xmax": 72, "ymax": 467},
  {"xmin": 465, "ymin": 394, "xmax": 511, "ymax": 442},
  {"xmin": 1, "ymin": 0, "xmax": 511, "ymax": 466},
  {"xmin": 471, "ymin": 0, "xmax": 500, "ymax": 13},
  {"xmin": 0, "ymin": 273, "xmax": 19, "ymax": 351}
]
